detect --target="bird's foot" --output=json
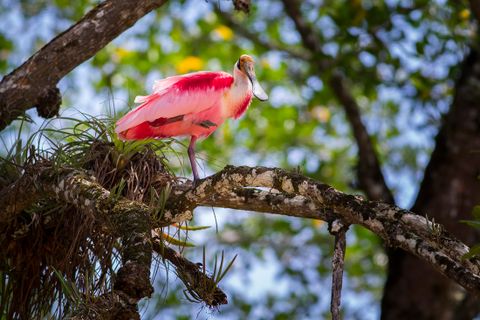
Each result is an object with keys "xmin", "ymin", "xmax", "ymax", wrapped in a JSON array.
[{"xmin": 191, "ymin": 176, "xmax": 203, "ymax": 188}]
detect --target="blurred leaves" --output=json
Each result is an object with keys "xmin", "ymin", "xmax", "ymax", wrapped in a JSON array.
[
  {"xmin": 0, "ymin": 0, "xmax": 475, "ymax": 318},
  {"xmin": 176, "ymin": 56, "xmax": 205, "ymax": 73},
  {"xmin": 213, "ymin": 25, "xmax": 234, "ymax": 40}
]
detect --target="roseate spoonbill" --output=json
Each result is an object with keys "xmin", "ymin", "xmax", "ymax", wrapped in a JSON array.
[{"xmin": 115, "ymin": 54, "xmax": 268, "ymax": 181}]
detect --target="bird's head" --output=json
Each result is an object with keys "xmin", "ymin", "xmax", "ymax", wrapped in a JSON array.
[{"xmin": 235, "ymin": 54, "xmax": 268, "ymax": 101}]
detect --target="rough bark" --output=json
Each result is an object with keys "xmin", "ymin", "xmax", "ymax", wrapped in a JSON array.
[
  {"xmin": 0, "ymin": 164, "xmax": 190, "ymax": 226},
  {"xmin": 3, "ymin": 164, "xmax": 480, "ymax": 296},
  {"xmin": 0, "ymin": 164, "xmax": 154, "ymax": 311},
  {"xmin": 329, "ymin": 220, "xmax": 348, "ymax": 320},
  {"xmin": 0, "ymin": 0, "xmax": 168, "ymax": 131},
  {"xmin": 381, "ymin": 49, "xmax": 480, "ymax": 319},
  {"xmin": 162, "ymin": 165, "xmax": 480, "ymax": 294}
]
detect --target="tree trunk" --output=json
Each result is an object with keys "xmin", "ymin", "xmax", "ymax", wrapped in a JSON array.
[{"xmin": 381, "ymin": 48, "xmax": 480, "ymax": 319}]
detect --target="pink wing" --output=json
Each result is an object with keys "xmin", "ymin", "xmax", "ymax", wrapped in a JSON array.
[{"xmin": 115, "ymin": 71, "xmax": 234, "ymax": 134}]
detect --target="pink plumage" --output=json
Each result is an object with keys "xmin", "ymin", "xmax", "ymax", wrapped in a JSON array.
[
  {"xmin": 116, "ymin": 71, "xmax": 236, "ymax": 140},
  {"xmin": 115, "ymin": 54, "xmax": 268, "ymax": 181}
]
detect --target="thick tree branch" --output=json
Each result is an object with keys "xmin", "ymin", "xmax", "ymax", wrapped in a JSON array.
[
  {"xmin": 0, "ymin": 164, "xmax": 190, "ymax": 226},
  {"xmin": 0, "ymin": 0, "xmax": 168, "ymax": 131},
  {"xmin": 0, "ymin": 164, "xmax": 154, "ymax": 306},
  {"xmin": 164, "ymin": 165, "xmax": 480, "ymax": 294},
  {"xmin": 280, "ymin": 0, "xmax": 394, "ymax": 203},
  {"xmin": 4, "ymin": 164, "xmax": 480, "ymax": 296},
  {"xmin": 171, "ymin": 184, "xmax": 323, "ymax": 219},
  {"xmin": 382, "ymin": 45, "xmax": 480, "ymax": 320}
]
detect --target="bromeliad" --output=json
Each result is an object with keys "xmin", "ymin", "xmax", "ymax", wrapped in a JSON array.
[{"xmin": 115, "ymin": 54, "xmax": 268, "ymax": 181}]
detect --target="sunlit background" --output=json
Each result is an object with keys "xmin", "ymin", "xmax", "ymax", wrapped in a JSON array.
[{"xmin": 0, "ymin": 0, "xmax": 473, "ymax": 318}]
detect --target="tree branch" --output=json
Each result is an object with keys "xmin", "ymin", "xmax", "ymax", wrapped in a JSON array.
[
  {"xmin": 470, "ymin": 0, "xmax": 480, "ymax": 23},
  {"xmin": 0, "ymin": 0, "xmax": 168, "ymax": 131},
  {"xmin": 280, "ymin": 0, "xmax": 394, "ymax": 203},
  {"xmin": 215, "ymin": 9, "xmax": 311, "ymax": 60},
  {"xmin": 0, "ymin": 164, "xmax": 155, "ymax": 306},
  {"xmin": 329, "ymin": 220, "xmax": 348, "ymax": 320},
  {"xmin": 329, "ymin": 72, "xmax": 394, "ymax": 203},
  {"xmin": 0, "ymin": 163, "xmax": 190, "ymax": 226},
  {"xmin": 3, "ymin": 164, "xmax": 480, "ymax": 296},
  {"xmin": 164, "ymin": 165, "xmax": 480, "ymax": 294},
  {"xmin": 153, "ymin": 239, "xmax": 228, "ymax": 307}
]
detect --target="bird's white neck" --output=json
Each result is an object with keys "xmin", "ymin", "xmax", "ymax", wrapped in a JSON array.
[
  {"xmin": 232, "ymin": 63, "xmax": 251, "ymax": 87},
  {"xmin": 221, "ymin": 64, "xmax": 253, "ymax": 118}
]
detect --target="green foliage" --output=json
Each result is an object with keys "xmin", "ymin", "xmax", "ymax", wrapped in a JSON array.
[
  {"xmin": 0, "ymin": 0, "xmax": 475, "ymax": 318},
  {"xmin": 182, "ymin": 248, "xmax": 237, "ymax": 304},
  {"xmin": 461, "ymin": 205, "xmax": 480, "ymax": 228},
  {"xmin": 52, "ymin": 267, "xmax": 84, "ymax": 308},
  {"xmin": 0, "ymin": 113, "xmax": 238, "ymax": 317},
  {"xmin": 462, "ymin": 244, "xmax": 480, "ymax": 260},
  {"xmin": 461, "ymin": 206, "xmax": 480, "ymax": 259},
  {"xmin": 0, "ymin": 114, "xmax": 177, "ymax": 318}
]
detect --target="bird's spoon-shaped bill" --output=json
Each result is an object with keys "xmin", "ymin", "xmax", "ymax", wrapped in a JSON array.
[{"xmin": 244, "ymin": 62, "xmax": 268, "ymax": 101}]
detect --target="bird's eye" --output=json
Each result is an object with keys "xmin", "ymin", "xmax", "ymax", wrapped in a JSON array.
[{"xmin": 236, "ymin": 61, "xmax": 241, "ymax": 70}]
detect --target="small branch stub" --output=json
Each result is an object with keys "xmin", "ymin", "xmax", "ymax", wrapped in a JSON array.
[{"xmin": 36, "ymin": 87, "xmax": 61, "ymax": 118}]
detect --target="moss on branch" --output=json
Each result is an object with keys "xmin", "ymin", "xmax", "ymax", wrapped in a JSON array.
[{"xmin": 3, "ymin": 163, "xmax": 480, "ymax": 308}]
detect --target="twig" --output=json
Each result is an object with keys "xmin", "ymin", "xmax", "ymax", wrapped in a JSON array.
[
  {"xmin": 329, "ymin": 220, "xmax": 348, "ymax": 320},
  {"xmin": 152, "ymin": 239, "xmax": 227, "ymax": 307}
]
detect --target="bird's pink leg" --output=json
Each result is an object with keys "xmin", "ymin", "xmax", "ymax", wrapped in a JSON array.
[{"xmin": 188, "ymin": 135, "xmax": 199, "ymax": 181}]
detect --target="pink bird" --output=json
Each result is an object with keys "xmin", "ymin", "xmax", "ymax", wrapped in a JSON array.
[{"xmin": 115, "ymin": 54, "xmax": 268, "ymax": 181}]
